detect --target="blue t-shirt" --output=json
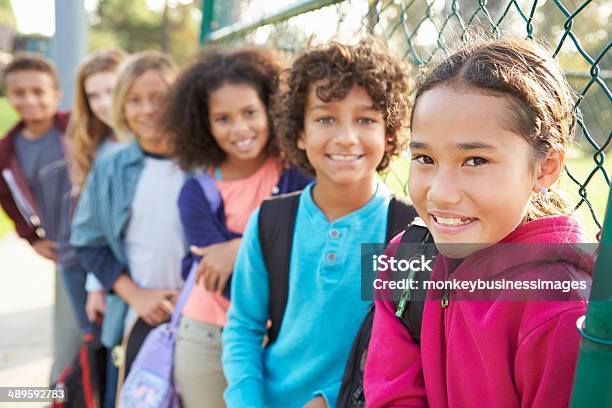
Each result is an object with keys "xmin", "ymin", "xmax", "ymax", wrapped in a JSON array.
[
  {"xmin": 14, "ymin": 126, "xmax": 76, "ymax": 267},
  {"xmin": 222, "ymin": 182, "xmax": 390, "ymax": 408}
]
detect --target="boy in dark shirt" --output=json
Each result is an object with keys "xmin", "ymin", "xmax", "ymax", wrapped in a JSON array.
[{"xmin": 0, "ymin": 53, "xmax": 85, "ymax": 382}]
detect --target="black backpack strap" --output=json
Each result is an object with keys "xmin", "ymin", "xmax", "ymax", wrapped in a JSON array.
[
  {"xmin": 386, "ymin": 196, "xmax": 418, "ymax": 243},
  {"xmin": 336, "ymin": 197, "xmax": 418, "ymax": 408},
  {"xmin": 392, "ymin": 222, "xmax": 436, "ymax": 344},
  {"xmin": 258, "ymin": 191, "xmax": 301, "ymax": 345}
]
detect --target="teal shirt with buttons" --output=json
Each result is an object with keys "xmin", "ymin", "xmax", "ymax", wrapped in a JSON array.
[{"xmin": 222, "ymin": 181, "xmax": 390, "ymax": 408}]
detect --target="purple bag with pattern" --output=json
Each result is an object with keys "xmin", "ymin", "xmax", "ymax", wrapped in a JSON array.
[{"xmin": 119, "ymin": 174, "xmax": 221, "ymax": 408}]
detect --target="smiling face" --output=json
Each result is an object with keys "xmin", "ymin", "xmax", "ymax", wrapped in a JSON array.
[
  {"xmin": 298, "ymin": 84, "xmax": 386, "ymax": 189},
  {"xmin": 123, "ymin": 69, "xmax": 169, "ymax": 146},
  {"xmin": 409, "ymin": 87, "xmax": 541, "ymax": 256},
  {"xmin": 5, "ymin": 70, "xmax": 60, "ymax": 124},
  {"xmin": 208, "ymin": 82, "xmax": 269, "ymax": 165},
  {"xmin": 84, "ymin": 71, "xmax": 117, "ymax": 128}
]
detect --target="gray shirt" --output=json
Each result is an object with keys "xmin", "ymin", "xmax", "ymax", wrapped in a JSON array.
[{"xmin": 14, "ymin": 126, "xmax": 77, "ymax": 267}]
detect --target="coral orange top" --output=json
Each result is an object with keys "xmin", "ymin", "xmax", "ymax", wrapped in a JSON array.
[{"xmin": 181, "ymin": 157, "xmax": 281, "ymax": 326}]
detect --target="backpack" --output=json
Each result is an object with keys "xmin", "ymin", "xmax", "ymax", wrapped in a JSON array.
[
  {"xmin": 336, "ymin": 222, "xmax": 435, "ymax": 408},
  {"xmin": 258, "ymin": 192, "xmax": 418, "ymax": 345},
  {"xmin": 52, "ymin": 332, "xmax": 107, "ymax": 408},
  {"xmin": 119, "ymin": 173, "xmax": 222, "ymax": 408}
]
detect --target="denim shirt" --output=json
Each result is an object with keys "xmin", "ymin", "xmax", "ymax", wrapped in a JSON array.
[
  {"xmin": 71, "ymin": 140, "xmax": 189, "ymax": 347},
  {"xmin": 70, "ymin": 140, "xmax": 145, "ymax": 275},
  {"xmin": 178, "ymin": 166, "xmax": 312, "ymax": 281}
]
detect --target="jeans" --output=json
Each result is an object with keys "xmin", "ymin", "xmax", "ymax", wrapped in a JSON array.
[
  {"xmin": 51, "ymin": 267, "xmax": 82, "ymax": 383},
  {"xmin": 59, "ymin": 263, "xmax": 96, "ymax": 335},
  {"xmin": 60, "ymin": 263, "xmax": 118, "ymax": 406},
  {"xmin": 105, "ymin": 347, "xmax": 118, "ymax": 408}
]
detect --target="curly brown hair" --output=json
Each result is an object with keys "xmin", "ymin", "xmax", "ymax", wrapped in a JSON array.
[
  {"xmin": 166, "ymin": 46, "xmax": 283, "ymax": 170},
  {"xmin": 412, "ymin": 36, "xmax": 575, "ymax": 220},
  {"xmin": 273, "ymin": 39, "xmax": 412, "ymax": 176}
]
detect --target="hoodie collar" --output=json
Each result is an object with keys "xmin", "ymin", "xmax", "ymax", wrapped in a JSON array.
[{"xmin": 437, "ymin": 215, "xmax": 595, "ymax": 282}]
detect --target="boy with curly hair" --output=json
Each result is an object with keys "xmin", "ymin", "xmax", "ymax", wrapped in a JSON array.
[{"xmin": 221, "ymin": 40, "xmax": 412, "ymax": 408}]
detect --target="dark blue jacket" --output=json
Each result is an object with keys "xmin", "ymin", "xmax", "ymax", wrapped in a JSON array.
[{"xmin": 178, "ymin": 167, "xmax": 311, "ymax": 298}]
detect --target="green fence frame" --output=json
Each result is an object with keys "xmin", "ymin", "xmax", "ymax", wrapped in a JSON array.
[
  {"xmin": 571, "ymin": 186, "xmax": 612, "ymax": 407},
  {"xmin": 200, "ymin": 0, "xmax": 345, "ymax": 43}
]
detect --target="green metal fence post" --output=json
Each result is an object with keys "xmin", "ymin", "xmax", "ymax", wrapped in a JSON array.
[
  {"xmin": 199, "ymin": 0, "xmax": 215, "ymax": 44},
  {"xmin": 206, "ymin": 0, "xmax": 344, "ymax": 43},
  {"xmin": 570, "ymin": 187, "xmax": 612, "ymax": 407}
]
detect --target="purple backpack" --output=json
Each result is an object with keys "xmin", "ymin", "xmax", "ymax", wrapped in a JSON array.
[{"xmin": 119, "ymin": 174, "xmax": 222, "ymax": 408}]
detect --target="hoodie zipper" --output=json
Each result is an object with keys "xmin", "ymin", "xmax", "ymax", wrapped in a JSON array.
[
  {"xmin": 441, "ymin": 288, "xmax": 450, "ymax": 309},
  {"xmin": 441, "ymin": 258, "xmax": 463, "ymax": 309}
]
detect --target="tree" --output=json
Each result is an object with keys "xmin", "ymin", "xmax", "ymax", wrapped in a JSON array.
[
  {"xmin": 0, "ymin": 0, "xmax": 15, "ymax": 28},
  {"xmin": 89, "ymin": 0, "xmax": 200, "ymax": 64}
]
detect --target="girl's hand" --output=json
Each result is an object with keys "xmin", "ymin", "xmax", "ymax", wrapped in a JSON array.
[
  {"xmin": 129, "ymin": 287, "xmax": 180, "ymax": 326},
  {"xmin": 190, "ymin": 238, "xmax": 242, "ymax": 293},
  {"xmin": 303, "ymin": 396, "xmax": 327, "ymax": 408},
  {"xmin": 32, "ymin": 239, "xmax": 58, "ymax": 261},
  {"xmin": 85, "ymin": 290, "xmax": 106, "ymax": 322}
]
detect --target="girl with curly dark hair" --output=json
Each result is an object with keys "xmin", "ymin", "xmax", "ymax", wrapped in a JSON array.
[
  {"xmin": 164, "ymin": 47, "xmax": 310, "ymax": 407},
  {"xmin": 221, "ymin": 40, "xmax": 413, "ymax": 408}
]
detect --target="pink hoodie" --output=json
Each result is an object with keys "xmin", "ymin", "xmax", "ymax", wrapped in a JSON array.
[{"xmin": 364, "ymin": 216, "xmax": 594, "ymax": 408}]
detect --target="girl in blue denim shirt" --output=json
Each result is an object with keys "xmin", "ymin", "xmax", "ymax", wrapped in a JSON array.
[{"xmin": 71, "ymin": 51, "xmax": 184, "ymax": 382}]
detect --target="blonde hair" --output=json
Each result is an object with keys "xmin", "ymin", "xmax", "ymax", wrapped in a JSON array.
[
  {"xmin": 112, "ymin": 51, "xmax": 178, "ymax": 136},
  {"xmin": 69, "ymin": 49, "xmax": 127, "ymax": 192}
]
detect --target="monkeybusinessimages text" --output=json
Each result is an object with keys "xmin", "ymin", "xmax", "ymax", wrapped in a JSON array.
[{"xmin": 371, "ymin": 254, "xmax": 588, "ymax": 293}]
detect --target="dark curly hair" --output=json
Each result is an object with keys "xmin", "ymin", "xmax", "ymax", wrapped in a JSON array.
[
  {"xmin": 273, "ymin": 39, "xmax": 412, "ymax": 176},
  {"xmin": 166, "ymin": 46, "xmax": 283, "ymax": 170}
]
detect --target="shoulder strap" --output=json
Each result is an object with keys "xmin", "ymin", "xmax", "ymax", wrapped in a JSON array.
[
  {"xmin": 393, "ymin": 222, "xmax": 436, "ymax": 344},
  {"xmin": 170, "ymin": 262, "xmax": 198, "ymax": 329},
  {"xmin": 195, "ymin": 172, "xmax": 223, "ymax": 214},
  {"xmin": 258, "ymin": 191, "xmax": 301, "ymax": 345}
]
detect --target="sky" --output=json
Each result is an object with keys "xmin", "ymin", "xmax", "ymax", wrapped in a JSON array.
[{"xmin": 10, "ymin": 0, "xmax": 189, "ymax": 36}]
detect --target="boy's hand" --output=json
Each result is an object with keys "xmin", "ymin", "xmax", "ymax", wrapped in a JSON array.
[
  {"xmin": 191, "ymin": 238, "xmax": 242, "ymax": 293},
  {"xmin": 303, "ymin": 396, "xmax": 327, "ymax": 408},
  {"xmin": 129, "ymin": 287, "xmax": 180, "ymax": 326},
  {"xmin": 85, "ymin": 290, "xmax": 106, "ymax": 322},
  {"xmin": 32, "ymin": 239, "xmax": 58, "ymax": 261}
]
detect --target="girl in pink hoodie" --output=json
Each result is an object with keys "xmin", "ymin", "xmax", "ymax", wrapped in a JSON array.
[{"xmin": 364, "ymin": 37, "xmax": 595, "ymax": 407}]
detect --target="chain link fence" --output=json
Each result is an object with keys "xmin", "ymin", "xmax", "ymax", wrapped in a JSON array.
[{"xmin": 202, "ymin": 0, "xmax": 610, "ymax": 239}]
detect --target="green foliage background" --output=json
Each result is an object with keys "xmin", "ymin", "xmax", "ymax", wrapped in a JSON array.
[
  {"xmin": 89, "ymin": 0, "xmax": 201, "ymax": 64},
  {"xmin": 0, "ymin": 98, "xmax": 17, "ymax": 238}
]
